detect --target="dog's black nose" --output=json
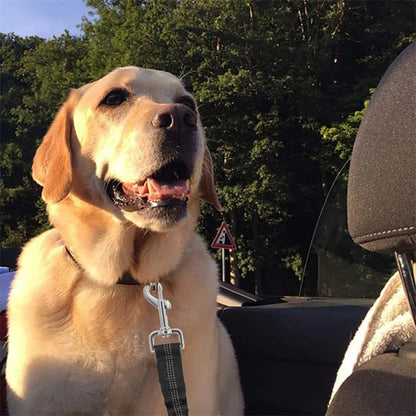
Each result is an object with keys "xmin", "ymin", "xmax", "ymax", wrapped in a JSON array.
[{"xmin": 151, "ymin": 104, "xmax": 197, "ymax": 130}]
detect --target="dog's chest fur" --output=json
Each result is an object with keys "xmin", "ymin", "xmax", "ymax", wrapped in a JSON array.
[{"xmin": 8, "ymin": 228, "xmax": 218, "ymax": 413}]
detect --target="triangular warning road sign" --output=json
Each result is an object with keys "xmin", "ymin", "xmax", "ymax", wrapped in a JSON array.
[{"xmin": 211, "ymin": 221, "xmax": 237, "ymax": 250}]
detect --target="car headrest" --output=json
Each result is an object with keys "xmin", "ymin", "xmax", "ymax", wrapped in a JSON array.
[{"xmin": 347, "ymin": 41, "xmax": 416, "ymax": 253}]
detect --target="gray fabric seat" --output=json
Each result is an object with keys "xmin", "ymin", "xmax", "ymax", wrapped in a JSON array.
[
  {"xmin": 327, "ymin": 41, "xmax": 416, "ymax": 415},
  {"xmin": 328, "ymin": 344, "xmax": 416, "ymax": 415}
]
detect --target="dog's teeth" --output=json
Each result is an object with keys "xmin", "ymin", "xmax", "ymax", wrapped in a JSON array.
[{"xmin": 122, "ymin": 181, "xmax": 148, "ymax": 196}]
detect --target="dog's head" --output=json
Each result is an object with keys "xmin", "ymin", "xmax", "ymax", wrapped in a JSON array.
[{"xmin": 32, "ymin": 67, "xmax": 222, "ymax": 232}]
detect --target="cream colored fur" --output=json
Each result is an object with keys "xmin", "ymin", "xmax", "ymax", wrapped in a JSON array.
[
  {"xmin": 329, "ymin": 267, "xmax": 416, "ymax": 405},
  {"xmin": 6, "ymin": 67, "xmax": 244, "ymax": 415}
]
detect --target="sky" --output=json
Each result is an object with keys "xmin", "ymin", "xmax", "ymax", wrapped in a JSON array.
[{"xmin": 0, "ymin": 0, "xmax": 94, "ymax": 39}]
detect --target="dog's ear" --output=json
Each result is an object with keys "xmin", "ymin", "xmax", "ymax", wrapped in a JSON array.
[
  {"xmin": 32, "ymin": 91, "xmax": 78, "ymax": 203},
  {"xmin": 199, "ymin": 146, "xmax": 223, "ymax": 212}
]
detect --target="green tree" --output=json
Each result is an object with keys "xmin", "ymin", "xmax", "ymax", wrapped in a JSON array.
[
  {"xmin": 1, "ymin": 0, "xmax": 414, "ymax": 296},
  {"xmin": 1, "ymin": 34, "xmax": 43, "ymax": 246},
  {"xmin": 1, "ymin": 33, "xmax": 89, "ymax": 247}
]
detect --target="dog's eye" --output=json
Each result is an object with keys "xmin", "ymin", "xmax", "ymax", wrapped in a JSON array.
[
  {"xmin": 100, "ymin": 89, "xmax": 129, "ymax": 107},
  {"xmin": 176, "ymin": 96, "xmax": 197, "ymax": 112}
]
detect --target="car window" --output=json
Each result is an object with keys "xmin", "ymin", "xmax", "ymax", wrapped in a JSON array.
[{"xmin": 300, "ymin": 161, "xmax": 396, "ymax": 298}]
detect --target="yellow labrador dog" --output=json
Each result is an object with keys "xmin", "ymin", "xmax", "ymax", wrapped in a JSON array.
[{"xmin": 6, "ymin": 67, "xmax": 244, "ymax": 415}]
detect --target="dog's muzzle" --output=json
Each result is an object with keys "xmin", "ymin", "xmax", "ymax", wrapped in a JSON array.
[{"xmin": 106, "ymin": 102, "xmax": 200, "ymax": 214}]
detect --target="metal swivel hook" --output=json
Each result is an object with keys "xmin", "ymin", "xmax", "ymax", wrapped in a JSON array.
[{"xmin": 143, "ymin": 282, "xmax": 185, "ymax": 353}]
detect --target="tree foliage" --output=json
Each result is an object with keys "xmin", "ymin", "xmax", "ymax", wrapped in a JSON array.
[{"xmin": 1, "ymin": 0, "xmax": 415, "ymax": 294}]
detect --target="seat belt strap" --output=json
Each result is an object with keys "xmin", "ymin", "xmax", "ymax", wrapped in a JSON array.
[
  {"xmin": 143, "ymin": 283, "xmax": 188, "ymax": 416},
  {"xmin": 154, "ymin": 342, "xmax": 189, "ymax": 416}
]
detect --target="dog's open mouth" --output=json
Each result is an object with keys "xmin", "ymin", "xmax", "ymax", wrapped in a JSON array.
[{"xmin": 106, "ymin": 160, "xmax": 191, "ymax": 212}]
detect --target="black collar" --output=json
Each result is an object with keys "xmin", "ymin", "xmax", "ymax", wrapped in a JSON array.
[
  {"xmin": 65, "ymin": 246, "xmax": 140, "ymax": 286},
  {"xmin": 117, "ymin": 271, "xmax": 141, "ymax": 285}
]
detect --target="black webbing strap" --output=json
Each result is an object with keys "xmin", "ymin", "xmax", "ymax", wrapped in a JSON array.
[{"xmin": 154, "ymin": 342, "xmax": 189, "ymax": 416}]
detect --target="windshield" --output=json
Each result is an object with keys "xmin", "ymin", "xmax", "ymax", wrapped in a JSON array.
[{"xmin": 300, "ymin": 161, "xmax": 396, "ymax": 298}]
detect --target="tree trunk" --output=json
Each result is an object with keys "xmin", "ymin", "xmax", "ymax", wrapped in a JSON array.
[
  {"xmin": 252, "ymin": 213, "xmax": 263, "ymax": 295},
  {"xmin": 229, "ymin": 212, "xmax": 241, "ymax": 287}
]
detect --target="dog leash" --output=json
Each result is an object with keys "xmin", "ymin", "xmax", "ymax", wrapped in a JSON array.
[{"xmin": 143, "ymin": 283, "xmax": 188, "ymax": 416}]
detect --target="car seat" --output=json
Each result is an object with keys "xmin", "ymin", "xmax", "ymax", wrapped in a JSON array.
[{"xmin": 327, "ymin": 41, "xmax": 416, "ymax": 415}]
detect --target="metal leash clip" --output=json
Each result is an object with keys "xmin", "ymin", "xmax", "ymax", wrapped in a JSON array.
[{"xmin": 143, "ymin": 282, "xmax": 185, "ymax": 353}]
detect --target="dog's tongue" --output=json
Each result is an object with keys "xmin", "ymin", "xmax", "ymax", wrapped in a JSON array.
[
  {"xmin": 123, "ymin": 178, "xmax": 190, "ymax": 201},
  {"xmin": 147, "ymin": 178, "xmax": 190, "ymax": 201}
]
